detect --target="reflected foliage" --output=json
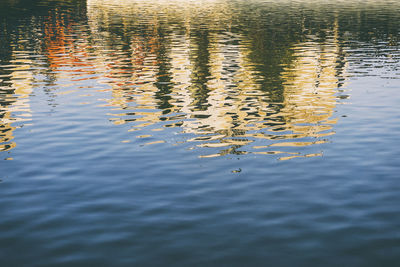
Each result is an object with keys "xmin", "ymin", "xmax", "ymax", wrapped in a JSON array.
[{"xmin": 1, "ymin": 0, "xmax": 399, "ymax": 159}]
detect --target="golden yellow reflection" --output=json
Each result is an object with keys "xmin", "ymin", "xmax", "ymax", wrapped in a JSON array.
[
  {"xmin": 0, "ymin": 50, "xmax": 33, "ymax": 154},
  {"xmin": 280, "ymin": 20, "xmax": 347, "ymax": 139},
  {"xmin": 81, "ymin": 0, "xmax": 349, "ymax": 159}
]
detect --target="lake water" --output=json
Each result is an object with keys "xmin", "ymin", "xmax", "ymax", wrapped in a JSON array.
[{"xmin": 1, "ymin": 0, "xmax": 400, "ymax": 265}]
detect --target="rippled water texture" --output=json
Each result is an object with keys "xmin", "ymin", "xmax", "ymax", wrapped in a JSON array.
[{"xmin": 1, "ymin": 0, "xmax": 400, "ymax": 265}]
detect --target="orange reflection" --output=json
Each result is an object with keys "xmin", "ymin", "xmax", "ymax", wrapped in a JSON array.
[{"xmin": 33, "ymin": 0, "xmax": 350, "ymax": 160}]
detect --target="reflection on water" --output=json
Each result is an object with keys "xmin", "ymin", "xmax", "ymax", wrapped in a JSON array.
[
  {"xmin": 0, "ymin": 0, "xmax": 399, "ymax": 159},
  {"xmin": 86, "ymin": 0, "xmax": 351, "ymax": 159},
  {"xmin": 0, "ymin": 50, "xmax": 33, "ymax": 153},
  {"xmin": 1, "ymin": 1, "xmax": 400, "ymax": 266}
]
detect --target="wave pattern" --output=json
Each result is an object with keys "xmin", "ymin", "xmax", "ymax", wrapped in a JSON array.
[{"xmin": 0, "ymin": 1, "xmax": 400, "ymax": 265}]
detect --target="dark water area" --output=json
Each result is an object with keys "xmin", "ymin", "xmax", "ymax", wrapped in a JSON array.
[{"xmin": 1, "ymin": 0, "xmax": 400, "ymax": 265}]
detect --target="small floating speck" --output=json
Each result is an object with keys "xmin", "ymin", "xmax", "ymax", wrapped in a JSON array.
[
  {"xmin": 4, "ymin": 157, "xmax": 13, "ymax": 160},
  {"xmin": 121, "ymin": 140, "xmax": 131, "ymax": 143},
  {"xmin": 232, "ymin": 168, "xmax": 242, "ymax": 173}
]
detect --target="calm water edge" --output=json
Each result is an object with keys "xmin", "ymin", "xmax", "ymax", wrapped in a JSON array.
[{"xmin": 1, "ymin": 0, "xmax": 400, "ymax": 265}]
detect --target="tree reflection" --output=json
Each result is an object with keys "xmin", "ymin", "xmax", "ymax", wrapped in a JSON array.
[{"xmin": 1, "ymin": 0, "xmax": 399, "ymax": 159}]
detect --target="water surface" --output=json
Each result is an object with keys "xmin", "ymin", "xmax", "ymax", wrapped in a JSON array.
[{"xmin": 1, "ymin": 0, "xmax": 400, "ymax": 265}]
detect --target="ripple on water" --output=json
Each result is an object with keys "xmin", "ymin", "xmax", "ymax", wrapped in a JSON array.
[{"xmin": 1, "ymin": 0, "xmax": 400, "ymax": 266}]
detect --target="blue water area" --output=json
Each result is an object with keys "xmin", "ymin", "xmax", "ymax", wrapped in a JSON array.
[{"xmin": 0, "ymin": 0, "xmax": 399, "ymax": 265}]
